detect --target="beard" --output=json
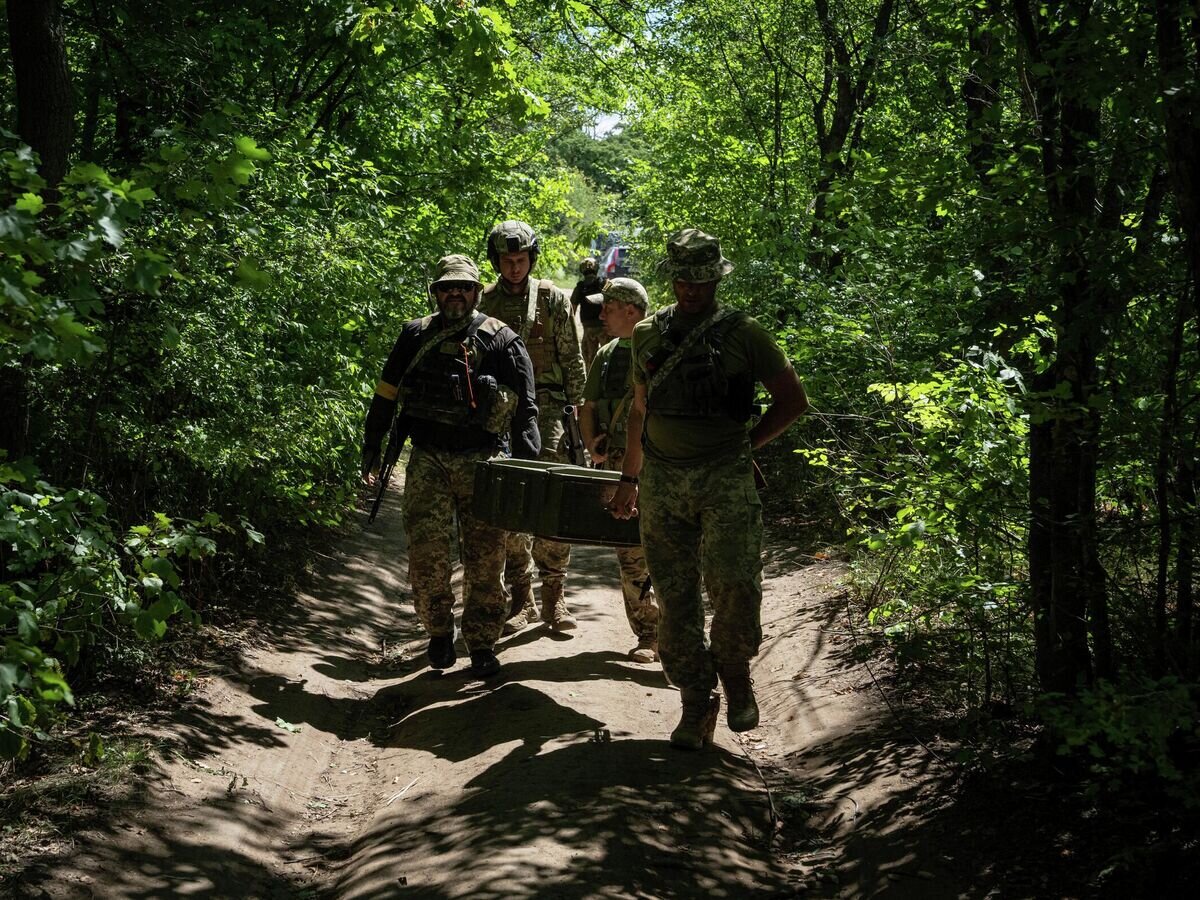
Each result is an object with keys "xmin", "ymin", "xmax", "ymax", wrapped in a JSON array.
[{"xmin": 437, "ymin": 295, "xmax": 476, "ymax": 322}]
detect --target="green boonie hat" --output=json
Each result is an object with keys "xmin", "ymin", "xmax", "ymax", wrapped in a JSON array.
[
  {"xmin": 657, "ymin": 228, "xmax": 735, "ymax": 282},
  {"xmin": 430, "ymin": 253, "xmax": 484, "ymax": 290},
  {"xmin": 601, "ymin": 276, "xmax": 649, "ymax": 310}
]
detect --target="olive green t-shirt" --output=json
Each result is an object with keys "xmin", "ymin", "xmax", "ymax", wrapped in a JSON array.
[
  {"xmin": 630, "ymin": 304, "xmax": 790, "ymax": 465},
  {"xmin": 583, "ymin": 337, "xmax": 632, "ymax": 449}
]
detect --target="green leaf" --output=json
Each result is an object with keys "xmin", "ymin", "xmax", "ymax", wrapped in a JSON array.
[
  {"xmin": 234, "ymin": 136, "xmax": 271, "ymax": 161},
  {"xmin": 235, "ymin": 258, "xmax": 272, "ymax": 290},
  {"xmin": 13, "ymin": 192, "xmax": 44, "ymax": 215}
]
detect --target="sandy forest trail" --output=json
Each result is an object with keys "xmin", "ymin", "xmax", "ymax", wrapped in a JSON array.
[{"xmin": 22, "ymin": 470, "xmax": 972, "ymax": 899}]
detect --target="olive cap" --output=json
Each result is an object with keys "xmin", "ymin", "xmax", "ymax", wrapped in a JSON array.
[{"xmin": 602, "ymin": 276, "xmax": 649, "ymax": 310}]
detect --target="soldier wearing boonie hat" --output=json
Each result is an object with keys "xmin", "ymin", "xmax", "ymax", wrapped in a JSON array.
[
  {"xmin": 578, "ymin": 276, "xmax": 660, "ymax": 664},
  {"xmin": 361, "ymin": 252, "xmax": 541, "ymax": 680},
  {"xmin": 608, "ymin": 229, "xmax": 811, "ymax": 750},
  {"xmin": 655, "ymin": 228, "xmax": 737, "ymax": 283}
]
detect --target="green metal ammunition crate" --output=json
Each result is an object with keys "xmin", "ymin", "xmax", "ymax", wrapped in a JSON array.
[
  {"xmin": 470, "ymin": 459, "xmax": 561, "ymax": 534},
  {"xmin": 471, "ymin": 459, "xmax": 641, "ymax": 547}
]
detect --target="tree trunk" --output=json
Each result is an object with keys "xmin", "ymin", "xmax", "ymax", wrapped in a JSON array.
[
  {"xmin": 6, "ymin": 0, "xmax": 74, "ymax": 191},
  {"xmin": 1014, "ymin": 0, "xmax": 1124, "ymax": 695}
]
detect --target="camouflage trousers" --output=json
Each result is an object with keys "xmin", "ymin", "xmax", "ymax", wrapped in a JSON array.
[
  {"xmin": 606, "ymin": 448, "xmax": 658, "ymax": 640},
  {"xmin": 639, "ymin": 450, "xmax": 764, "ymax": 695},
  {"xmin": 581, "ymin": 324, "xmax": 607, "ymax": 369},
  {"xmin": 505, "ymin": 398, "xmax": 572, "ymax": 595},
  {"xmin": 403, "ymin": 445, "xmax": 508, "ymax": 651}
]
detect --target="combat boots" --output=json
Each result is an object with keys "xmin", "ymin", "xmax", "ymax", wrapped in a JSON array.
[
  {"xmin": 717, "ymin": 661, "xmax": 759, "ymax": 732},
  {"xmin": 670, "ymin": 691, "xmax": 721, "ymax": 750},
  {"xmin": 502, "ymin": 583, "xmax": 539, "ymax": 635},
  {"xmin": 628, "ymin": 638, "xmax": 659, "ymax": 664},
  {"xmin": 469, "ymin": 648, "xmax": 501, "ymax": 678},
  {"xmin": 540, "ymin": 581, "xmax": 577, "ymax": 631},
  {"xmin": 426, "ymin": 634, "xmax": 456, "ymax": 670}
]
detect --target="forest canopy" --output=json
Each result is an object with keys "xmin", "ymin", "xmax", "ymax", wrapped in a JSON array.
[{"xmin": 2, "ymin": 0, "xmax": 1199, "ymax": 814}]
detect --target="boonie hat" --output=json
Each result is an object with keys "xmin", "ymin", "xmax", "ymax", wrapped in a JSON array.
[
  {"xmin": 430, "ymin": 253, "xmax": 484, "ymax": 290},
  {"xmin": 657, "ymin": 228, "xmax": 735, "ymax": 283},
  {"xmin": 601, "ymin": 277, "xmax": 649, "ymax": 310}
]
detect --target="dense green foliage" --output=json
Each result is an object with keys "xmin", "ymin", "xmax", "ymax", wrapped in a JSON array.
[{"xmin": 3, "ymin": 0, "xmax": 1199, "ymax": 824}]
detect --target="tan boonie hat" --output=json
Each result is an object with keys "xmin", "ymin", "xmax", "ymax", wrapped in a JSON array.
[
  {"xmin": 601, "ymin": 277, "xmax": 649, "ymax": 309},
  {"xmin": 429, "ymin": 253, "xmax": 484, "ymax": 290},
  {"xmin": 657, "ymin": 228, "xmax": 735, "ymax": 282}
]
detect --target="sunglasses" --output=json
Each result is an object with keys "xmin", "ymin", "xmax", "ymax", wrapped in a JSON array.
[{"xmin": 436, "ymin": 281, "xmax": 475, "ymax": 294}]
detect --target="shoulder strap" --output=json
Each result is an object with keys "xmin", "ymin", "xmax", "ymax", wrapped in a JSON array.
[
  {"xmin": 646, "ymin": 307, "xmax": 740, "ymax": 397},
  {"xmin": 400, "ymin": 312, "xmax": 485, "ymax": 384},
  {"xmin": 517, "ymin": 279, "xmax": 539, "ymax": 340}
]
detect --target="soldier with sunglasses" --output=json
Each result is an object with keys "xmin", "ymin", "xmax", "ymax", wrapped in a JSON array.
[{"xmin": 362, "ymin": 254, "xmax": 539, "ymax": 678}]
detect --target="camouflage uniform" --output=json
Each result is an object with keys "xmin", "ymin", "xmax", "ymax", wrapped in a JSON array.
[
  {"xmin": 404, "ymin": 446, "xmax": 509, "ymax": 646},
  {"xmin": 584, "ymin": 319, "xmax": 659, "ymax": 644},
  {"xmin": 570, "ymin": 260, "xmax": 606, "ymax": 368},
  {"xmin": 480, "ymin": 262, "xmax": 587, "ymax": 613},
  {"xmin": 638, "ymin": 450, "xmax": 763, "ymax": 692},
  {"xmin": 605, "ymin": 448, "xmax": 659, "ymax": 639},
  {"xmin": 362, "ymin": 254, "xmax": 540, "ymax": 671},
  {"xmin": 627, "ymin": 229, "xmax": 797, "ymax": 743}
]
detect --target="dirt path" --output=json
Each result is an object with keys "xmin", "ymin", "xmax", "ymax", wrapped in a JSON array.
[{"xmin": 16, "ymin": 476, "xmax": 965, "ymax": 899}]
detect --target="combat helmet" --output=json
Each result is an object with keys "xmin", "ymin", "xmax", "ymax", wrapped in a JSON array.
[
  {"xmin": 578, "ymin": 256, "xmax": 598, "ymax": 276},
  {"xmin": 486, "ymin": 220, "xmax": 539, "ymax": 269}
]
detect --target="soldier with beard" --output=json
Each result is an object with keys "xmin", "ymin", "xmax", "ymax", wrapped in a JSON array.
[{"xmin": 362, "ymin": 254, "xmax": 540, "ymax": 678}]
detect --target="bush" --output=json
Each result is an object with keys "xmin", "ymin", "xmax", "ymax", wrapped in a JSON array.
[{"xmin": 0, "ymin": 459, "xmax": 223, "ymax": 759}]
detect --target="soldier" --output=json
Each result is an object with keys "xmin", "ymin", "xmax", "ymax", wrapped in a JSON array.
[
  {"xmin": 479, "ymin": 220, "xmax": 588, "ymax": 634},
  {"xmin": 578, "ymin": 277, "xmax": 660, "ymax": 664},
  {"xmin": 570, "ymin": 256, "xmax": 606, "ymax": 367},
  {"xmin": 362, "ymin": 254, "xmax": 540, "ymax": 678},
  {"xmin": 608, "ymin": 229, "xmax": 809, "ymax": 749}
]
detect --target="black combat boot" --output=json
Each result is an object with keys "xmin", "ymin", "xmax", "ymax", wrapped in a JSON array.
[
  {"xmin": 427, "ymin": 634, "xmax": 456, "ymax": 670},
  {"xmin": 669, "ymin": 691, "xmax": 721, "ymax": 750},
  {"xmin": 469, "ymin": 649, "xmax": 501, "ymax": 678},
  {"xmin": 717, "ymin": 661, "xmax": 759, "ymax": 732}
]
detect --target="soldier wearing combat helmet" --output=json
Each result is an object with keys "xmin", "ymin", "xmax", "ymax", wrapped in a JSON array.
[
  {"xmin": 479, "ymin": 220, "xmax": 588, "ymax": 634},
  {"xmin": 570, "ymin": 256, "xmax": 607, "ymax": 367},
  {"xmin": 362, "ymin": 253, "xmax": 540, "ymax": 678},
  {"xmin": 608, "ymin": 230, "xmax": 809, "ymax": 750}
]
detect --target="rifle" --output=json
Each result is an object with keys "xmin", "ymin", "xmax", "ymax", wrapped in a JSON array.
[
  {"xmin": 562, "ymin": 405, "xmax": 587, "ymax": 467},
  {"xmin": 368, "ymin": 413, "xmax": 410, "ymax": 524}
]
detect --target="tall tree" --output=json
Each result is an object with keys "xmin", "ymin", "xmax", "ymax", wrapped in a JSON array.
[{"xmin": 6, "ymin": 0, "xmax": 73, "ymax": 190}]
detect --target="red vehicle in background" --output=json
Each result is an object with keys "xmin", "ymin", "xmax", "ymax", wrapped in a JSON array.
[{"xmin": 599, "ymin": 245, "xmax": 632, "ymax": 278}]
